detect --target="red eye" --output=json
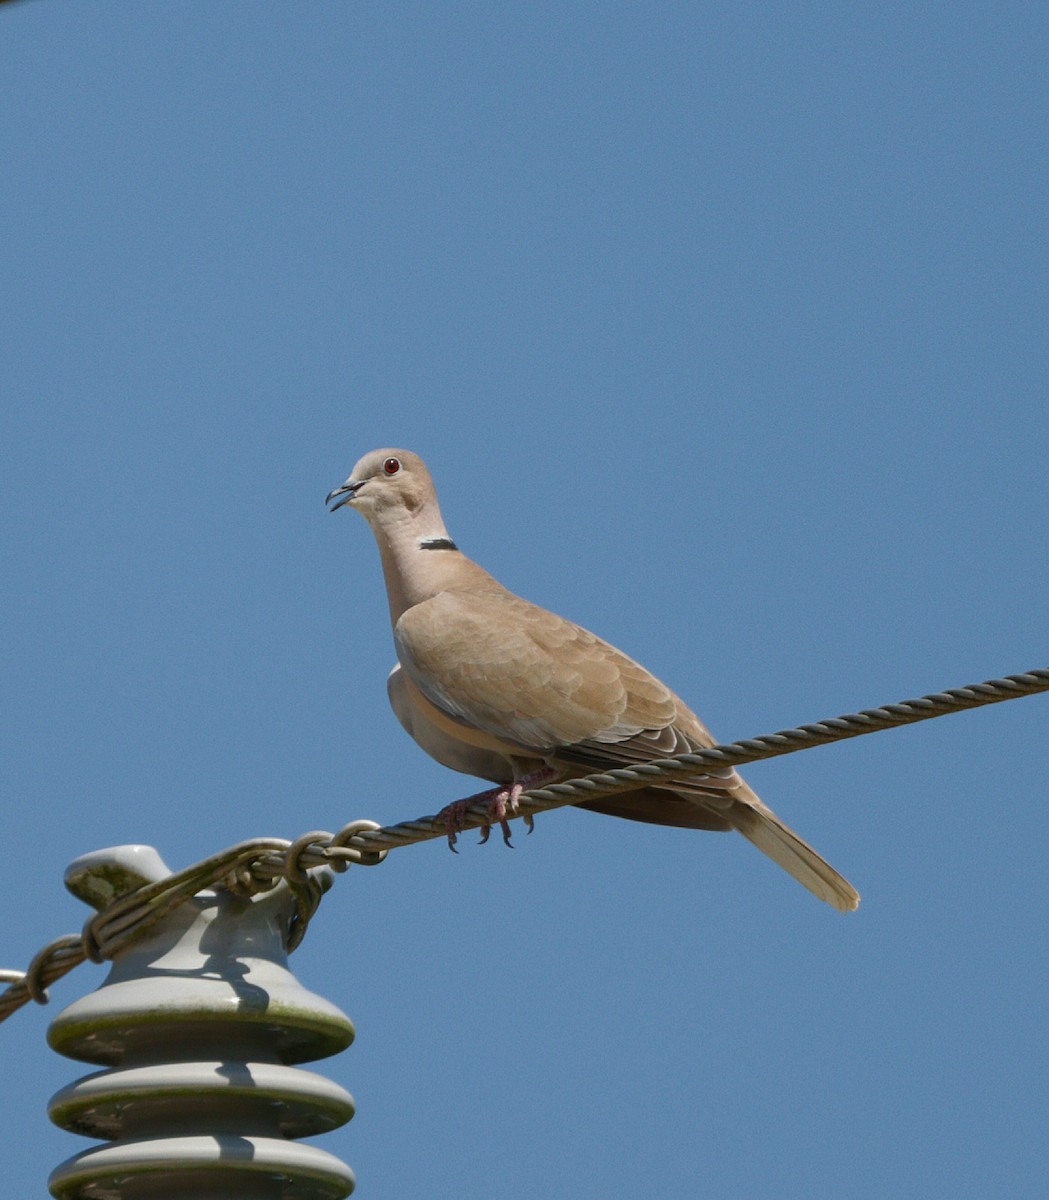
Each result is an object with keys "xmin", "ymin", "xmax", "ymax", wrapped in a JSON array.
[{"xmin": 383, "ymin": 457, "xmax": 401, "ymax": 476}]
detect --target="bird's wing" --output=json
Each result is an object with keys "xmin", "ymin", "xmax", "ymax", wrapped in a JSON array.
[
  {"xmin": 394, "ymin": 585, "xmax": 737, "ymax": 793},
  {"xmin": 396, "ymin": 585, "xmax": 687, "ymax": 747}
]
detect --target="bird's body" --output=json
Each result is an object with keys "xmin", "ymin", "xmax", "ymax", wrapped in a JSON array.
[{"xmin": 328, "ymin": 448, "xmax": 859, "ymax": 911}]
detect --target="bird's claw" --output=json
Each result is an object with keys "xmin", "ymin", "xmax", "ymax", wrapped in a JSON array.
[
  {"xmin": 436, "ymin": 769, "xmax": 555, "ymax": 852},
  {"xmin": 437, "ymin": 783, "xmax": 519, "ymax": 849},
  {"xmin": 439, "ymin": 797, "xmax": 474, "ymax": 851},
  {"xmin": 492, "ymin": 782, "xmax": 523, "ymax": 847}
]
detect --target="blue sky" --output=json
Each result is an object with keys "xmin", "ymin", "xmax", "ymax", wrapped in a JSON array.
[{"xmin": 2, "ymin": 3, "xmax": 1046, "ymax": 1197}]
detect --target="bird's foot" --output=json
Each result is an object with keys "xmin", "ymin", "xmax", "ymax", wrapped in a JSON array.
[
  {"xmin": 437, "ymin": 768, "xmax": 558, "ymax": 850},
  {"xmin": 438, "ymin": 793, "xmax": 481, "ymax": 852}
]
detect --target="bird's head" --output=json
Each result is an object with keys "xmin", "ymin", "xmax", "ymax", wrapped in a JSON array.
[{"xmin": 326, "ymin": 449, "xmax": 439, "ymax": 530}]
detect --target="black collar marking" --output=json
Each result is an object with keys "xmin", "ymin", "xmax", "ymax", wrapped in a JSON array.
[{"xmin": 419, "ymin": 537, "xmax": 459, "ymax": 551}]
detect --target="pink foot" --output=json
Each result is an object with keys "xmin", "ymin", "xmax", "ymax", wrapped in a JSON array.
[{"xmin": 437, "ymin": 768, "xmax": 557, "ymax": 850}]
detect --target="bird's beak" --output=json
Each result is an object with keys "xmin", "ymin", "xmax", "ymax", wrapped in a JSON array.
[{"xmin": 326, "ymin": 479, "xmax": 364, "ymax": 511}]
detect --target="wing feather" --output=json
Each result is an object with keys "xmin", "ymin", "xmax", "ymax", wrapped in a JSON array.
[{"xmin": 395, "ymin": 585, "xmax": 681, "ymax": 750}]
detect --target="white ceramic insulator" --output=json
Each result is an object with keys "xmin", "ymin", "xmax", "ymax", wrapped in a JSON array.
[{"xmin": 47, "ymin": 846, "xmax": 357, "ymax": 1199}]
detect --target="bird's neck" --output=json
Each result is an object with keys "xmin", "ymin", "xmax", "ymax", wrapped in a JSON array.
[{"xmin": 370, "ymin": 508, "xmax": 468, "ymax": 625}]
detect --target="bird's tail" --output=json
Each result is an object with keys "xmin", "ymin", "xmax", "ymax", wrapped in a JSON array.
[{"xmin": 728, "ymin": 787, "xmax": 860, "ymax": 912}]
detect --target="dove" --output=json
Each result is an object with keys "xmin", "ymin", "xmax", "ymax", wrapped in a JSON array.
[{"xmin": 327, "ymin": 449, "xmax": 859, "ymax": 911}]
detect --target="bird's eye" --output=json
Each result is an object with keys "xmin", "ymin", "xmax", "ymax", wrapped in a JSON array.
[{"xmin": 383, "ymin": 457, "xmax": 401, "ymax": 476}]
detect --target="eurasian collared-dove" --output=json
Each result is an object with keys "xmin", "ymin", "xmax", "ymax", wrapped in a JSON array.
[{"xmin": 327, "ymin": 449, "xmax": 859, "ymax": 911}]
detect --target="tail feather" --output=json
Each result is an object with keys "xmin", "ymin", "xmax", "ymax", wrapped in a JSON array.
[{"xmin": 729, "ymin": 793, "xmax": 860, "ymax": 912}]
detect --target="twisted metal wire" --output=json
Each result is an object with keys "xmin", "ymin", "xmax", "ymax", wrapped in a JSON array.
[{"xmin": 2, "ymin": 667, "xmax": 1046, "ymax": 1024}]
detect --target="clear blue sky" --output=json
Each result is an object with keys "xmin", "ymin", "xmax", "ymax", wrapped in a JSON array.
[{"xmin": 2, "ymin": 3, "xmax": 1046, "ymax": 1197}]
